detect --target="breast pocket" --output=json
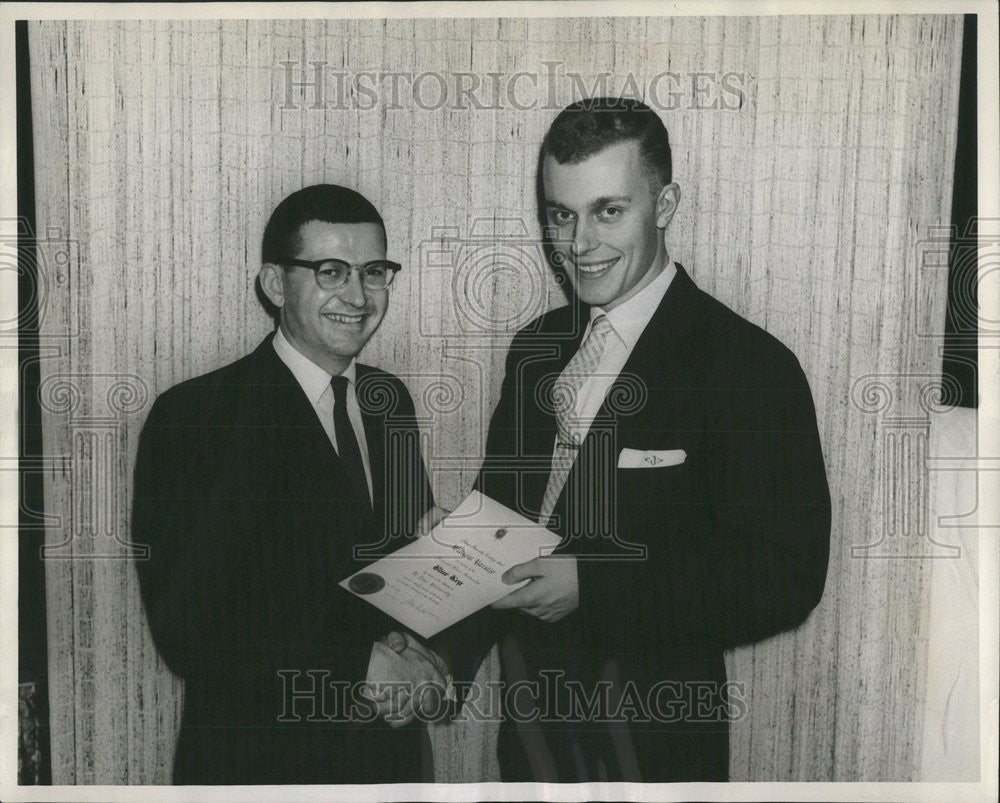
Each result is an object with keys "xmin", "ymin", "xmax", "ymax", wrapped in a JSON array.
[
  {"xmin": 617, "ymin": 447, "xmax": 687, "ymax": 469},
  {"xmin": 617, "ymin": 445, "xmax": 694, "ymax": 523}
]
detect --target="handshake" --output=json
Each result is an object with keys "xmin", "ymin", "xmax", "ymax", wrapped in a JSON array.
[{"xmin": 362, "ymin": 631, "xmax": 454, "ymax": 727}]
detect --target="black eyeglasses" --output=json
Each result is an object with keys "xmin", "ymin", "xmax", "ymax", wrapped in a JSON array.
[{"xmin": 286, "ymin": 259, "xmax": 402, "ymax": 290}]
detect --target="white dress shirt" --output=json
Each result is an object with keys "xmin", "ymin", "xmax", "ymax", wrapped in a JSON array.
[
  {"xmin": 272, "ymin": 327, "xmax": 374, "ymax": 502},
  {"xmin": 548, "ymin": 260, "xmax": 677, "ymax": 485}
]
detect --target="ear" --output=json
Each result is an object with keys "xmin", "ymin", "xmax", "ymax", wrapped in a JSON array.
[
  {"xmin": 655, "ymin": 183, "xmax": 681, "ymax": 229},
  {"xmin": 257, "ymin": 263, "xmax": 286, "ymax": 309}
]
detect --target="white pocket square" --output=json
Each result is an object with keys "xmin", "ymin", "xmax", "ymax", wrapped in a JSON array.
[{"xmin": 618, "ymin": 448, "xmax": 687, "ymax": 469}]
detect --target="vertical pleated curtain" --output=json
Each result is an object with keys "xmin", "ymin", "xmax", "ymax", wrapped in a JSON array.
[{"xmin": 28, "ymin": 15, "xmax": 963, "ymax": 783}]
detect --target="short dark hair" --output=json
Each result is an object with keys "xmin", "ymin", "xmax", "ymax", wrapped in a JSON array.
[
  {"xmin": 542, "ymin": 97, "xmax": 672, "ymax": 186},
  {"xmin": 261, "ymin": 184, "xmax": 386, "ymax": 264}
]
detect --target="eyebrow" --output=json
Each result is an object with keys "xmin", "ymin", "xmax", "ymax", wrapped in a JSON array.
[{"xmin": 545, "ymin": 195, "xmax": 632, "ymax": 212}]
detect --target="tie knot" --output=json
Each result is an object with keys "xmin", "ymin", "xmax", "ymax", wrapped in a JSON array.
[
  {"xmin": 331, "ymin": 375, "xmax": 349, "ymax": 403},
  {"xmin": 588, "ymin": 314, "xmax": 612, "ymax": 341},
  {"xmin": 590, "ymin": 314, "xmax": 611, "ymax": 333}
]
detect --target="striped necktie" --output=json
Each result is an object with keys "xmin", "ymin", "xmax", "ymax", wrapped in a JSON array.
[{"xmin": 538, "ymin": 315, "xmax": 613, "ymax": 526}]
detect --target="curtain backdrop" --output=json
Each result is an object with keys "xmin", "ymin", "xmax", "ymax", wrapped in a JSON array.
[{"xmin": 28, "ymin": 15, "xmax": 964, "ymax": 783}]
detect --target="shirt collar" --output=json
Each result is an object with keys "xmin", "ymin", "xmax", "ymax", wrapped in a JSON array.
[
  {"xmin": 272, "ymin": 327, "xmax": 357, "ymax": 404},
  {"xmin": 591, "ymin": 259, "xmax": 677, "ymax": 349}
]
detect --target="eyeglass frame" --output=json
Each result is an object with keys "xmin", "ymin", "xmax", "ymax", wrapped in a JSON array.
[{"xmin": 284, "ymin": 258, "xmax": 402, "ymax": 290}]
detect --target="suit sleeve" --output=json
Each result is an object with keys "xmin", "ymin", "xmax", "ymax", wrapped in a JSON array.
[
  {"xmin": 575, "ymin": 345, "xmax": 831, "ymax": 653},
  {"xmin": 132, "ymin": 386, "xmax": 392, "ymax": 693},
  {"xmin": 132, "ymin": 392, "xmax": 222, "ymax": 679},
  {"xmin": 475, "ymin": 331, "xmax": 533, "ymax": 510}
]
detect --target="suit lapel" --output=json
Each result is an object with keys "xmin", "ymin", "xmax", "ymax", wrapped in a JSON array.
[
  {"xmin": 251, "ymin": 335, "xmax": 333, "ymax": 444},
  {"xmin": 356, "ymin": 365, "xmax": 385, "ymax": 512},
  {"xmin": 553, "ymin": 265, "xmax": 701, "ymax": 540},
  {"xmin": 521, "ymin": 305, "xmax": 590, "ymax": 517},
  {"xmin": 598, "ymin": 263, "xmax": 699, "ymax": 421},
  {"xmin": 255, "ymin": 335, "xmax": 374, "ymax": 519}
]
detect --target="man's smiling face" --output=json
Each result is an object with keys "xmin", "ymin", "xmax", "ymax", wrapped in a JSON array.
[
  {"xmin": 542, "ymin": 139, "xmax": 678, "ymax": 310},
  {"xmin": 272, "ymin": 220, "xmax": 389, "ymax": 374}
]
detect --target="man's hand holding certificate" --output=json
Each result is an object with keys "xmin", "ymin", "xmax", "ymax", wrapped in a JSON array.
[{"xmin": 340, "ymin": 492, "xmax": 561, "ymax": 638}]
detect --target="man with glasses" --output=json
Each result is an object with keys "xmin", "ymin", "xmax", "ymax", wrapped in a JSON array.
[{"xmin": 133, "ymin": 184, "xmax": 449, "ymax": 784}]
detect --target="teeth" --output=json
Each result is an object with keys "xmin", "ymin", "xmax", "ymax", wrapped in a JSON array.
[
  {"xmin": 324, "ymin": 313, "xmax": 364, "ymax": 323},
  {"xmin": 577, "ymin": 258, "xmax": 617, "ymax": 274}
]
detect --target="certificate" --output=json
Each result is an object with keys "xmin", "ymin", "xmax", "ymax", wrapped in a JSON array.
[{"xmin": 339, "ymin": 491, "xmax": 561, "ymax": 638}]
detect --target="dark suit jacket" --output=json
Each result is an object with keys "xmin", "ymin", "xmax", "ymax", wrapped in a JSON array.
[
  {"xmin": 132, "ymin": 335, "xmax": 434, "ymax": 784},
  {"xmin": 475, "ymin": 264, "xmax": 831, "ymax": 782}
]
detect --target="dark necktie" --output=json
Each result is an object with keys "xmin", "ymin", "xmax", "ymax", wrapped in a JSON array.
[{"xmin": 331, "ymin": 375, "xmax": 370, "ymax": 508}]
